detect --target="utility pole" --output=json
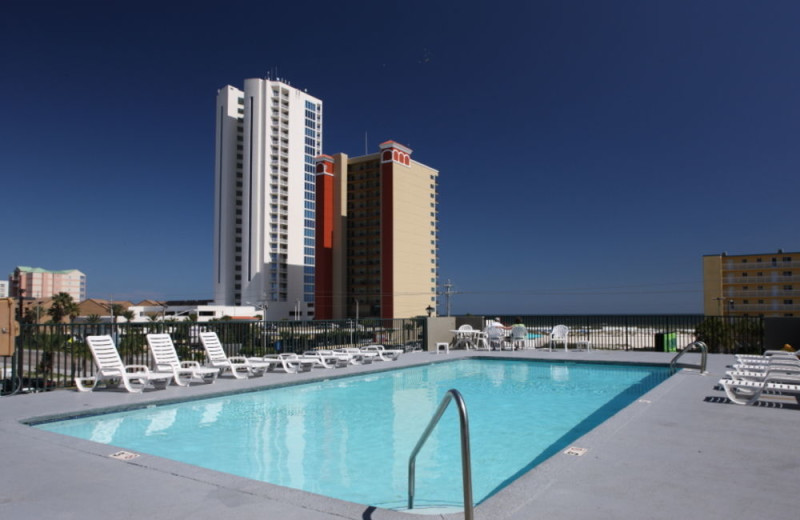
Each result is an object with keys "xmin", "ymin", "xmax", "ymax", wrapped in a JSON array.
[{"xmin": 443, "ymin": 279, "xmax": 455, "ymax": 317}]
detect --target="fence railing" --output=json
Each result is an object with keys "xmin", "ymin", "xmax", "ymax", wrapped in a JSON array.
[
  {"xmin": 1, "ymin": 314, "xmax": 767, "ymax": 396},
  {"xmin": 486, "ymin": 314, "xmax": 764, "ymax": 353},
  {"xmin": 1, "ymin": 318, "xmax": 424, "ymax": 395}
]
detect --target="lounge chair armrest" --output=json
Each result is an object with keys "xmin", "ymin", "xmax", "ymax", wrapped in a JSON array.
[{"xmin": 227, "ymin": 356, "xmax": 249, "ymax": 364}]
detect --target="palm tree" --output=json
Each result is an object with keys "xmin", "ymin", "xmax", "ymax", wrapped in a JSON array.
[
  {"xmin": 48, "ymin": 292, "xmax": 79, "ymax": 323},
  {"xmin": 110, "ymin": 303, "xmax": 125, "ymax": 323},
  {"xmin": 121, "ymin": 310, "xmax": 135, "ymax": 323}
]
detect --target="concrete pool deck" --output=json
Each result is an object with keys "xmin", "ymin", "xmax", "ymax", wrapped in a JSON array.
[{"xmin": 1, "ymin": 349, "xmax": 798, "ymax": 519}]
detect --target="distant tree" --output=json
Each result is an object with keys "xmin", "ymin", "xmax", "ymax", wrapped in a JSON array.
[
  {"xmin": 86, "ymin": 314, "xmax": 102, "ymax": 324},
  {"xmin": 121, "ymin": 310, "xmax": 135, "ymax": 323},
  {"xmin": 187, "ymin": 313, "xmax": 198, "ymax": 322},
  {"xmin": 48, "ymin": 292, "xmax": 79, "ymax": 323}
]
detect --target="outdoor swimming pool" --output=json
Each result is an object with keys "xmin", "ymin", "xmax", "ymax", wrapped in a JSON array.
[{"xmin": 34, "ymin": 359, "xmax": 671, "ymax": 511}]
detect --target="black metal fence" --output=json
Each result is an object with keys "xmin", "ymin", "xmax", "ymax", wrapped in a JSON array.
[
  {"xmin": 1, "ymin": 318, "xmax": 424, "ymax": 395},
  {"xmin": 0, "ymin": 314, "xmax": 768, "ymax": 396},
  {"xmin": 490, "ymin": 314, "xmax": 764, "ymax": 353}
]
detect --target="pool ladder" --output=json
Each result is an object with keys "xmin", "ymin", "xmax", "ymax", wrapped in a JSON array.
[
  {"xmin": 408, "ymin": 388, "xmax": 474, "ymax": 520},
  {"xmin": 670, "ymin": 341, "xmax": 708, "ymax": 374}
]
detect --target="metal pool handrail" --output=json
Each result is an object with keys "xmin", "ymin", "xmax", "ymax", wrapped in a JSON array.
[
  {"xmin": 670, "ymin": 341, "xmax": 708, "ymax": 374},
  {"xmin": 408, "ymin": 388, "xmax": 474, "ymax": 520}
]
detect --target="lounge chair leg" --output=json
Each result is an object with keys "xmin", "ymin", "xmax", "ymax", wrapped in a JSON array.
[{"xmin": 74, "ymin": 377, "xmax": 96, "ymax": 392}]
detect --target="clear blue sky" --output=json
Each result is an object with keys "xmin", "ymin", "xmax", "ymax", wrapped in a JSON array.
[{"xmin": 2, "ymin": 0, "xmax": 799, "ymax": 315}]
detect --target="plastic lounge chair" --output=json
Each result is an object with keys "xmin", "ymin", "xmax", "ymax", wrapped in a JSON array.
[
  {"xmin": 725, "ymin": 367, "xmax": 800, "ymax": 383},
  {"xmin": 303, "ymin": 350, "xmax": 349, "ymax": 368},
  {"xmin": 361, "ymin": 345, "xmax": 402, "ymax": 361},
  {"xmin": 75, "ymin": 335, "xmax": 173, "ymax": 393},
  {"xmin": 199, "ymin": 331, "xmax": 269, "ymax": 379},
  {"xmin": 146, "ymin": 333, "xmax": 220, "ymax": 386},
  {"xmin": 719, "ymin": 375, "xmax": 800, "ymax": 405},
  {"xmin": 549, "ymin": 325, "xmax": 569, "ymax": 352},
  {"xmin": 312, "ymin": 350, "xmax": 352, "ymax": 367},
  {"xmin": 262, "ymin": 353, "xmax": 316, "ymax": 373},
  {"xmin": 733, "ymin": 357, "xmax": 800, "ymax": 372},
  {"xmin": 335, "ymin": 347, "xmax": 377, "ymax": 364},
  {"xmin": 735, "ymin": 351, "xmax": 800, "ymax": 364}
]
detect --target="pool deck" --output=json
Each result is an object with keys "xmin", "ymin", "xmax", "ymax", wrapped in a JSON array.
[{"xmin": 1, "ymin": 349, "xmax": 798, "ymax": 520}]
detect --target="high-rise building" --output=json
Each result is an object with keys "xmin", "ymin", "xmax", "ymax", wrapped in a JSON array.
[
  {"xmin": 9, "ymin": 266, "xmax": 86, "ymax": 302},
  {"xmin": 703, "ymin": 250, "xmax": 799, "ymax": 317},
  {"xmin": 315, "ymin": 141, "xmax": 438, "ymax": 320},
  {"xmin": 214, "ymin": 78, "xmax": 322, "ymax": 319}
]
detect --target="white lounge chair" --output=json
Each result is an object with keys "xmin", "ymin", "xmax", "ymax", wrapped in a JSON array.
[
  {"xmin": 335, "ymin": 347, "xmax": 378, "ymax": 364},
  {"xmin": 303, "ymin": 350, "xmax": 349, "ymax": 368},
  {"xmin": 735, "ymin": 351, "xmax": 799, "ymax": 364},
  {"xmin": 732, "ymin": 357, "xmax": 800, "ymax": 372},
  {"xmin": 361, "ymin": 345, "xmax": 402, "ymax": 361},
  {"xmin": 549, "ymin": 325, "xmax": 569, "ymax": 352},
  {"xmin": 199, "ymin": 331, "xmax": 270, "ymax": 379},
  {"xmin": 146, "ymin": 333, "xmax": 219, "ymax": 386},
  {"xmin": 719, "ymin": 376, "xmax": 800, "ymax": 405},
  {"xmin": 261, "ymin": 353, "xmax": 316, "ymax": 373},
  {"xmin": 75, "ymin": 335, "xmax": 173, "ymax": 393}
]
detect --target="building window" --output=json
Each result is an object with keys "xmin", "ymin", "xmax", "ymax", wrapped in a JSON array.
[{"xmin": 785, "ymin": 300, "xmax": 794, "ymax": 305}]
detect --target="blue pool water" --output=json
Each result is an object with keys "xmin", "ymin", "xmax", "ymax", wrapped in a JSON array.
[{"xmin": 35, "ymin": 359, "xmax": 670, "ymax": 510}]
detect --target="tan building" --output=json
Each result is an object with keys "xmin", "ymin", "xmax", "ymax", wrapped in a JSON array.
[
  {"xmin": 703, "ymin": 250, "xmax": 799, "ymax": 316},
  {"xmin": 315, "ymin": 141, "xmax": 438, "ymax": 319}
]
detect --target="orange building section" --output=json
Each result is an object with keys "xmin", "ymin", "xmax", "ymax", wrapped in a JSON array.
[{"xmin": 314, "ymin": 156, "xmax": 335, "ymax": 319}]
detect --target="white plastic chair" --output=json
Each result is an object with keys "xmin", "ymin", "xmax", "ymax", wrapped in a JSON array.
[
  {"xmin": 549, "ymin": 325, "xmax": 569, "ymax": 352},
  {"xmin": 485, "ymin": 326, "xmax": 507, "ymax": 351},
  {"xmin": 511, "ymin": 324, "xmax": 528, "ymax": 350}
]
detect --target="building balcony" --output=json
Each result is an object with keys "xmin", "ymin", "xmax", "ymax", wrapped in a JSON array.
[
  {"xmin": 725, "ymin": 289, "xmax": 800, "ymax": 298},
  {"xmin": 724, "ymin": 276, "xmax": 797, "ymax": 284},
  {"xmin": 723, "ymin": 260, "xmax": 800, "ymax": 271},
  {"xmin": 731, "ymin": 304, "xmax": 800, "ymax": 312}
]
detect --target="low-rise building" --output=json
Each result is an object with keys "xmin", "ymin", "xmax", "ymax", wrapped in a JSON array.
[{"xmin": 703, "ymin": 250, "xmax": 799, "ymax": 317}]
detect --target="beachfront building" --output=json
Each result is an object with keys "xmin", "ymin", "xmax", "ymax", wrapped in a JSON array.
[
  {"xmin": 0, "ymin": 280, "xmax": 8, "ymax": 298},
  {"xmin": 213, "ymin": 78, "xmax": 322, "ymax": 320},
  {"xmin": 9, "ymin": 266, "xmax": 86, "ymax": 302},
  {"xmin": 315, "ymin": 141, "xmax": 438, "ymax": 320},
  {"xmin": 703, "ymin": 250, "xmax": 800, "ymax": 317}
]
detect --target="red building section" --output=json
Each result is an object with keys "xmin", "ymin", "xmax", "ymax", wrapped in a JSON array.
[
  {"xmin": 379, "ymin": 141, "xmax": 412, "ymax": 319},
  {"xmin": 314, "ymin": 155, "xmax": 335, "ymax": 319}
]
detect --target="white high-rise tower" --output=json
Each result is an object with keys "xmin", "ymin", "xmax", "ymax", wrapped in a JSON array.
[{"xmin": 214, "ymin": 78, "xmax": 322, "ymax": 319}]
